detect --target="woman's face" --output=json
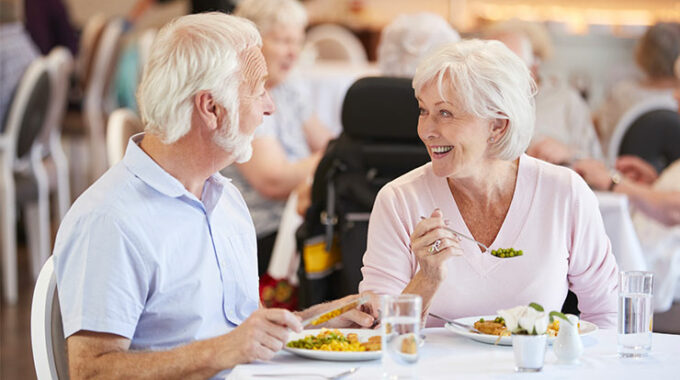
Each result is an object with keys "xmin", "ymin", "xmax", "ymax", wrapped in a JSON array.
[
  {"xmin": 261, "ymin": 22, "xmax": 305, "ymax": 88},
  {"xmin": 416, "ymin": 80, "xmax": 494, "ymax": 179}
]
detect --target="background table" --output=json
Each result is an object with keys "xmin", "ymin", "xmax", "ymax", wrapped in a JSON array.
[
  {"xmin": 226, "ymin": 328, "xmax": 680, "ymax": 379},
  {"xmin": 595, "ymin": 191, "xmax": 647, "ymax": 271}
]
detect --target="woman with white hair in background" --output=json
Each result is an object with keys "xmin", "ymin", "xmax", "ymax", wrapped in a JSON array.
[
  {"xmin": 484, "ymin": 20, "xmax": 603, "ymax": 165},
  {"xmin": 359, "ymin": 40, "xmax": 618, "ymax": 328},
  {"xmin": 377, "ymin": 12, "xmax": 460, "ymax": 78},
  {"xmin": 224, "ymin": 0, "xmax": 334, "ymax": 277},
  {"xmin": 595, "ymin": 22, "xmax": 680, "ymax": 147}
]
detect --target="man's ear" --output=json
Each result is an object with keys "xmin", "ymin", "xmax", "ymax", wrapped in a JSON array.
[{"xmin": 194, "ymin": 91, "xmax": 224, "ymax": 131}]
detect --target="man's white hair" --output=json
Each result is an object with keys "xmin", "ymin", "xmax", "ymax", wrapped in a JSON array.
[
  {"xmin": 413, "ymin": 39, "xmax": 537, "ymax": 161},
  {"xmin": 136, "ymin": 13, "xmax": 261, "ymax": 144},
  {"xmin": 378, "ymin": 12, "xmax": 460, "ymax": 78},
  {"xmin": 234, "ymin": 0, "xmax": 307, "ymax": 34}
]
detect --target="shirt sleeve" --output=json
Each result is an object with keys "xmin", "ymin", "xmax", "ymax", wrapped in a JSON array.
[
  {"xmin": 54, "ymin": 212, "xmax": 150, "ymax": 340},
  {"xmin": 566, "ymin": 172, "xmax": 619, "ymax": 328},
  {"xmin": 359, "ymin": 185, "xmax": 417, "ymax": 295}
]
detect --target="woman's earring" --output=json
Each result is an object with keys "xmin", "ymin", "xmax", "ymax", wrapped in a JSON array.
[{"xmin": 488, "ymin": 137, "xmax": 495, "ymax": 143}]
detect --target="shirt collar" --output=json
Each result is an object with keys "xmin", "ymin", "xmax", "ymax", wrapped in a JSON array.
[{"xmin": 122, "ymin": 133, "xmax": 229, "ymax": 200}]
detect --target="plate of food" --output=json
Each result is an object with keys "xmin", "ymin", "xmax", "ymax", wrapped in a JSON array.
[
  {"xmin": 284, "ymin": 328, "xmax": 381, "ymax": 361},
  {"xmin": 445, "ymin": 315, "xmax": 598, "ymax": 346}
]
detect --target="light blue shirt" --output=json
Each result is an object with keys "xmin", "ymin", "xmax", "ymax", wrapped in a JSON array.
[{"xmin": 54, "ymin": 134, "xmax": 259, "ymax": 351}]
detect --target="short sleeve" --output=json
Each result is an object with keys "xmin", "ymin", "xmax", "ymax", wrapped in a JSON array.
[
  {"xmin": 566, "ymin": 172, "xmax": 619, "ymax": 328},
  {"xmin": 359, "ymin": 185, "xmax": 416, "ymax": 295},
  {"xmin": 54, "ymin": 212, "xmax": 150, "ymax": 339}
]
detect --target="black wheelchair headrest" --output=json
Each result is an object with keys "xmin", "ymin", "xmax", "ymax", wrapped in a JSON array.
[{"xmin": 341, "ymin": 76, "xmax": 420, "ymax": 142}]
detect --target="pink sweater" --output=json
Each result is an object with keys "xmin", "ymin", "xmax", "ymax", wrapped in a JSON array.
[{"xmin": 359, "ymin": 155, "xmax": 618, "ymax": 328}]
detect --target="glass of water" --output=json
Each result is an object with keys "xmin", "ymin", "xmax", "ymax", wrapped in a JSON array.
[
  {"xmin": 618, "ymin": 271, "xmax": 654, "ymax": 358},
  {"xmin": 381, "ymin": 294, "xmax": 421, "ymax": 379}
]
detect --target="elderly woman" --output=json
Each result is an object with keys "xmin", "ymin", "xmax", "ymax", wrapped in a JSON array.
[
  {"xmin": 596, "ymin": 22, "xmax": 680, "ymax": 147},
  {"xmin": 224, "ymin": 0, "xmax": 333, "ymax": 276},
  {"xmin": 358, "ymin": 39, "xmax": 618, "ymax": 328},
  {"xmin": 377, "ymin": 12, "xmax": 460, "ymax": 78}
]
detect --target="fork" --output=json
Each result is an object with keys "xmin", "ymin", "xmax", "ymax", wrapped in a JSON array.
[
  {"xmin": 429, "ymin": 313, "xmax": 482, "ymax": 334},
  {"xmin": 252, "ymin": 367, "xmax": 358, "ymax": 379},
  {"xmin": 419, "ymin": 216, "xmax": 489, "ymax": 252}
]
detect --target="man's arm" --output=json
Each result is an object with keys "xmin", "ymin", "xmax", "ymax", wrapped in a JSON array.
[{"xmin": 67, "ymin": 308, "xmax": 302, "ymax": 380}]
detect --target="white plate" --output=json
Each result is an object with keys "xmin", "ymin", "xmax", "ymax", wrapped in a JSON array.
[
  {"xmin": 284, "ymin": 329, "xmax": 381, "ymax": 361},
  {"xmin": 444, "ymin": 315, "xmax": 598, "ymax": 346}
]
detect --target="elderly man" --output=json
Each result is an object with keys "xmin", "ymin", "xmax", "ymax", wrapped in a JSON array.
[{"xmin": 53, "ymin": 13, "xmax": 374, "ymax": 379}]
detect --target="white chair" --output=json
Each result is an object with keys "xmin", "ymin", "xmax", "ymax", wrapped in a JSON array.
[
  {"xmin": 137, "ymin": 28, "xmax": 157, "ymax": 71},
  {"xmin": 606, "ymin": 96, "xmax": 678, "ymax": 167},
  {"xmin": 31, "ymin": 256, "xmax": 70, "ymax": 380},
  {"xmin": 304, "ymin": 24, "xmax": 368, "ymax": 65},
  {"xmin": 106, "ymin": 108, "xmax": 143, "ymax": 166},
  {"xmin": 82, "ymin": 17, "xmax": 125, "ymax": 181},
  {"xmin": 0, "ymin": 57, "xmax": 53, "ymax": 303},
  {"xmin": 42, "ymin": 47, "xmax": 74, "ymax": 221}
]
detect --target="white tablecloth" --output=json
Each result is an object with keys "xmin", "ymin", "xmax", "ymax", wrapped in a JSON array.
[
  {"xmin": 596, "ymin": 191, "xmax": 647, "ymax": 271},
  {"xmin": 226, "ymin": 328, "xmax": 680, "ymax": 379}
]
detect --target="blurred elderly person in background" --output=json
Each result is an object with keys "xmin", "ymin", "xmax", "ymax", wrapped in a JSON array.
[
  {"xmin": 596, "ymin": 22, "xmax": 680, "ymax": 147},
  {"xmin": 0, "ymin": 0, "xmax": 40, "ymax": 126},
  {"xmin": 359, "ymin": 39, "xmax": 618, "ymax": 328},
  {"xmin": 224, "ymin": 0, "xmax": 334, "ymax": 276},
  {"xmin": 53, "ymin": 13, "xmax": 375, "ymax": 379},
  {"xmin": 485, "ymin": 20, "xmax": 603, "ymax": 165},
  {"xmin": 574, "ymin": 58, "xmax": 680, "ymax": 312},
  {"xmin": 377, "ymin": 12, "xmax": 460, "ymax": 78}
]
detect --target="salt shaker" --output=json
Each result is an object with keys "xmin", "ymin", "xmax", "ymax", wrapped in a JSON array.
[{"xmin": 553, "ymin": 314, "xmax": 583, "ymax": 364}]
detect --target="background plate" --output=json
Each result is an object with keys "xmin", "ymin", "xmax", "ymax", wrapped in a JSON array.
[
  {"xmin": 444, "ymin": 315, "xmax": 598, "ymax": 346},
  {"xmin": 284, "ymin": 328, "xmax": 381, "ymax": 361}
]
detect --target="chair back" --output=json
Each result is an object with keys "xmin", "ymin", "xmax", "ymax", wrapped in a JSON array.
[
  {"xmin": 304, "ymin": 24, "xmax": 368, "ymax": 65},
  {"xmin": 31, "ymin": 256, "xmax": 70, "ymax": 380},
  {"xmin": 137, "ymin": 28, "xmax": 157, "ymax": 72},
  {"xmin": 76, "ymin": 14, "xmax": 108, "ymax": 91},
  {"xmin": 83, "ymin": 17, "xmax": 125, "ymax": 178},
  {"xmin": 2, "ymin": 57, "xmax": 51, "ymax": 161},
  {"xmin": 106, "ymin": 108, "xmax": 143, "ymax": 166},
  {"xmin": 42, "ymin": 47, "xmax": 74, "ymax": 148},
  {"xmin": 619, "ymin": 109, "xmax": 680, "ymax": 173},
  {"xmin": 606, "ymin": 96, "xmax": 677, "ymax": 167}
]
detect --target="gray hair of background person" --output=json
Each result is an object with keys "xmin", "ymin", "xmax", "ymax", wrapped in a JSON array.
[
  {"xmin": 482, "ymin": 19, "xmax": 553, "ymax": 63},
  {"xmin": 234, "ymin": 0, "xmax": 308, "ymax": 33},
  {"xmin": 136, "ymin": 13, "xmax": 261, "ymax": 144},
  {"xmin": 635, "ymin": 22, "xmax": 680, "ymax": 79},
  {"xmin": 377, "ymin": 12, "xmax": 460, "ymax": 78},
  {"xmin": 413, "ymin": 39, "xmax": 537, "ymax": 161}
]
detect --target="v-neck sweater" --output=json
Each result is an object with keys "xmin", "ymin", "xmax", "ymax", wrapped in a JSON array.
[{"xmin": 359, "ymin": 155, "xmax": 618, "ymax": 328}]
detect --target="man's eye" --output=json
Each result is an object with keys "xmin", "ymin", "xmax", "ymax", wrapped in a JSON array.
[{"xmin": 418, "ymin": 108, "xmax": 427, "ymax": 116}]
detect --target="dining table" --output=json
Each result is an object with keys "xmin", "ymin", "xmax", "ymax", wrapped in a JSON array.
[{"xmin": 225, "ymin": 327, "xmax": 680, "ymax": 379}]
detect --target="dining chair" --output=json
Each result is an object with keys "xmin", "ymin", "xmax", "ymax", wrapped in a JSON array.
[
  {"xmin": 304, "ymin": 24, "xmax": 368, "ymax": 65},
  {"xmin": 617, "ymin": 109, "xmax": 680, "ymax": 174},
  {"xmin": 106, "ymin": 108, "xmax": 143, "ymax": 166},
  {"xmin": 0, "ymin": 57, "xmax": 52, "ymax": 303},
  {"xmin": 31, "ymin": 256, "xmax": 70, "ymax": 380},
  {"xmin": 42, "ymin": 47, "xmax": 74, "ymax": 222},
  {"xmin": 606, "ymin": 96, "xmax": 677, "ymax": 168}
]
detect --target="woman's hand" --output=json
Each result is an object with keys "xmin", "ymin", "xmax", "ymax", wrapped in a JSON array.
[
  {"xmin": 616, "ymin": 155, "xmax": 658, "ymax": 185},
  {"xmin": 409, "ymin": 209, "xmax": 462, "ymax": 282},
  {"xmin": 573, "ymin": 159, "xmax": 612, "ymax": 191}
]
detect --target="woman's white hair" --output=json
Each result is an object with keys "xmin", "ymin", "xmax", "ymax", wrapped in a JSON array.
[
  {"xmin": 378, "ymin": 12, "xmax": 460, "ymax": 78},
  {"xmin": 413, "ymin": 39, "xmax": 536, "ymax": 161},
  {"xmin": 234, "ymin": 0, "xmax": 307, "ymax": 34},
  {"xmin": 136, "ymin": 13, "xmax": 261, "ymax": 144}
]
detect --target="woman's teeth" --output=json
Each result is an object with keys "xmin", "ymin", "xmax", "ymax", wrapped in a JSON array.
[{"xmin": 432, "ymin": 146, "xmax": 453, "ymax": 154}]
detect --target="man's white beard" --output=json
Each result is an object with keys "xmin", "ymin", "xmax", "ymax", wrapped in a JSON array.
[{"xmin": 213, "ymin": 117, "xmax": 254, "ymax": 164}]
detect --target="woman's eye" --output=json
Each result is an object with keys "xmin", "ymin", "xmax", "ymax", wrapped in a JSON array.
[{"xmin": 439, "ymin": 110, "xmax": 452, "ymax": 117}]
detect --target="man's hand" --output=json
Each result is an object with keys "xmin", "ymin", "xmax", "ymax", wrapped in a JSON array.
[
  {"xmin": 572, "ymin": 159, "xmax": 612, "ymax": 191},
  {"xmin": 217, "ymin": 308, "xmax": 302, "ymax": 366},
  {"xmin": 526, "ymin": 137, "xmax": 574, "ymax": 165},
  {"xmin": 616, "ymin": 155, "xmax": 658, "ymax": 185}
]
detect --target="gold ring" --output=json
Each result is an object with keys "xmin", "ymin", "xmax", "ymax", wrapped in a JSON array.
[{"xmin": 428, "ymin": 239, "xmax": 442, "ymax": 253}]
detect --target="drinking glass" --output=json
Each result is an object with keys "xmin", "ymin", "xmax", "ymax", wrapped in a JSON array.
[
  {"xmin": 512, "ymin": 334, "xmax": 548, "ymax": 372},
  {"xmin": 618, "ymin": 271, "xmax": 654, "ymax": 358},
  {"xmin": 381, "ymin": 294, "xmax": 421, "ymax": 380}
]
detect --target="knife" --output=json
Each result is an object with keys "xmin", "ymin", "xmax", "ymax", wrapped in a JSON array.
[{"xmin": 300, "ymin": 295, "xmax": 369, "ymax": 327}]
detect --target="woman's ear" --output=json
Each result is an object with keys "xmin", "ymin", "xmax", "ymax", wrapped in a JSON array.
[
  {"xmin": 490, "ymin": 118, "xmax": 509, "ymax": 140},
  {"xmin": 194, "ymin": 91, "xmax": 224, "ymax": 131}
]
